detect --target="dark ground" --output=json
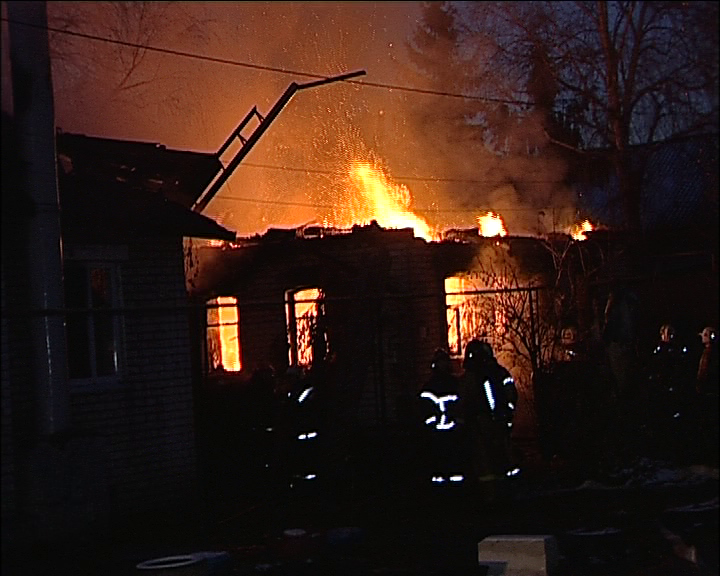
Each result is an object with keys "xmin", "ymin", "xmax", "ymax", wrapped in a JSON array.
[{"xmin": 4, "ymin": 434, "xmax": 718, "ymax": 576}]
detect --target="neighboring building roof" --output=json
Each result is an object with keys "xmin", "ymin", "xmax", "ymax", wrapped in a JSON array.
[
  {"xmin": 59, "ymin": 170, "xmax": 236, "ymax": 242},
  {"xmin": 55, "ymin": 132, "xmax": 236, "ymax": 242},
  {"xmin": 56, "ymin": 131, "xmax": 222, "ymax": 209}
]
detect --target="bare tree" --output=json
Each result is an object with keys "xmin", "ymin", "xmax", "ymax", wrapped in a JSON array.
[
  {"xmin": 409, "ymin": 1, "xmax": 719, "ymax": 230},
  {"xmin": 46, "ymin": 1, "xmax": 218, "ymax": 112}
]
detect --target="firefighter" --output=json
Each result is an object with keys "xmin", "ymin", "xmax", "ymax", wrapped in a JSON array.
[
  {"xmin": 547, "ymin": 324, "xmax": 599, "ymax": 465},
  {"xmin": 274, "ymin": 365, "xmax": 326, "ymax": 493},
  {"xmin": 695, "ymin": 326, "xmax": 718, "ymax": 464},
  {"xmin": 417, "ymin": 348, "xmax": 467, "ymax": 487},
  {"xmin": 462, "ymin": 339, "xmax": 519, "ymax": 502},
  {"xmin": 645, "ymin": 323, "xmax": 693, "ymax": 460}
]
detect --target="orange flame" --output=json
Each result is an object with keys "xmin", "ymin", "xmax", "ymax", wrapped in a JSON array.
[
  {"xmin": 345, "ymin": 161, "xmax": 437, "ymax": 241},
  {"xmin": 289, "ymin": 288, "xmax": 323, "ymax": 367},
  {"xmin": 570, "ymin": 219, "xmax": 593, "ymax": 240},
  {"xmin": 446, "ymin": 276, "xmax": 480, "ymax": 355},
  {"xmin": 216, "ymin": 296, "xmax": 241, "ymax": 371},
  {"xmin": 445, "ymin": 275, "xmax": 506, "ymax": 356},
  {"xmin": 477, "ymin": 212, "xmax": 507, "ymax": 237}
]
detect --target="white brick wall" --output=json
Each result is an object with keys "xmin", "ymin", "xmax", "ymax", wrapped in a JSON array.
[{"xmin": 69, "ymin": 236, "xmax": 198, "ymax": 515}]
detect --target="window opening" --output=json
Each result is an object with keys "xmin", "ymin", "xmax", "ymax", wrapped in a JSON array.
[
  {"xmin": 65, "ymin": 262, "xmax": 122, "ymax": 381},
  {"xmin": 206, "ymin": 296, "xmax": 241, "ymax": 372},
  {"xmin": 286, "ymin": 288, "xmax": 326, "ymax": 368},
  {"xmin": 445, "ymin": 275, "xmax": 504, "ymax": 356}
]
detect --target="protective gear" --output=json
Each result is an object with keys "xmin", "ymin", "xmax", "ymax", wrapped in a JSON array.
[
  {"xmin": 647, "ymin": 324, "xmax": 692, "ymax": 461},
  {"xmin": 700, "ymin": 326, "xmax": 717, "ymax": 345},
  {"xmin": 463, "ymin": 340, "xmax": 518, "ymax": 486},
  {"xmin": 276, "ymin": 368, "xmax": 328, "ymax": 492},
  {"xmin": 561, "ymin": 326, "xmax": 578, "ymax": 347},
  {"xmin": 463, "ymin": 339, "xmax": 494, "ymax": 369},
  {"xmin": 419, "ymin": 349, "xmax": 468, "ymax": 485},
  {"xmin": 696, "ymin": 325, "xmax": 719, "ymax": 463},
  {"xmin": 660, "ymin": 324, "xmax": 676, "ymax": 343},
  {"xmin": 559, "ymin": 325, "xmax": 586, "ymax": 361},
  {"xmin": 421, "ymin": 350, "xmax": 461, "ymax": 429},
  {"xmin": 463, "ymin": 340, "xmax": 516, "ymax": 423}
]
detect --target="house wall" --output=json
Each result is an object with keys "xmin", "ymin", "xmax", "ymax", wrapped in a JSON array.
[
  {"xmin": 2, "ymin": 233, "xmax": 201, "ymax": 547},
  {"xmin": 1, "ymin": 227, "xmax": 36, "ymax": 548},
  {"xmin": 68, "ymin": 236, "xmax": 198, "ymax": 516},
  {"xmin": 201, "ymin": 227, "xmax": 451, "ymax": 431},
  {"xmin": 1, "ymin": 271, "xmax": 16, "ymax": 551}
]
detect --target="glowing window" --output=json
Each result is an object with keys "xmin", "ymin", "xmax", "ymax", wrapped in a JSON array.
[
  {"xmin": 445, "ymin": 275, "xmax": 505, "ymax": 356},
  {"xmin": 206, "ymin": 296, "xmax": 241, "ymax": 372},
  {"xmin": 286, "ymin": 288, "xmax": 326, "ymax": 367},
  {"xmin": 445, "ymin": 276, "xmax": 483, "ymax": 357}
]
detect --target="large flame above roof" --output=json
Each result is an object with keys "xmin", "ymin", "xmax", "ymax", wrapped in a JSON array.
[
  {"xmin": 328, "ymin": 160, "xmax": 438, "ymax": 241},
  {"xmin": 477, "ymin": 211, "xmax": 507, "ymax": 237},
  {"xmin": 570, "ymin": 219, "xmax": 594, "ymax": 240}
]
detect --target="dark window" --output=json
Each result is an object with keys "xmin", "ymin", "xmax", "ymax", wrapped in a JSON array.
[{"xmin": 64, "ymin": 262, "xmax": 122, "ymax": 381}]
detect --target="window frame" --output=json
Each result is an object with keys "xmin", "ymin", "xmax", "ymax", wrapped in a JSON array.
[
  {"xmin": 205, "ymin": 295, "xmax": 242, "ymax": 373},
  {"xmin": 285, "ymin": 287, "xmax": 327, "ymax": 368},
  {"xmin": 64, "ymin": 245, "xmax": 126, "ymax": 389}
]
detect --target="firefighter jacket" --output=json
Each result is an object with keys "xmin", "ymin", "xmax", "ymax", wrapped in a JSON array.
[
  {"xmin": 463, "ymin": 359, "xmax": 517, "ymax": 427},
  {"xmin": 648, "ymin": 340, "xmax": 692, "ymax": 391},
  {"xmin": 697, "ymin": 343, "xmax": 719, "ymax": 396},
  {"xmin": 419, "ymin": 371, "xmax": 463, "ymax": 431}
]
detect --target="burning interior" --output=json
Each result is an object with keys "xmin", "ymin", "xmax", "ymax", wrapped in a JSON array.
[{"xmin": 188, "ymin": 159, "xmax": 599, "ymax": 435}]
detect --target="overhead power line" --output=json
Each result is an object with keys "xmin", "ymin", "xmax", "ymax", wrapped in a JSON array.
[
  {"xmin": 239, "ymin": 161, "xmax": 565, "ymax": 186},
  {"xmin": 2, "ymin": 16, "xmax": 532, "ymax": 107},
  {"xmin": 216, "ymin": 194, "xmax": 576, "ymax": 215}
]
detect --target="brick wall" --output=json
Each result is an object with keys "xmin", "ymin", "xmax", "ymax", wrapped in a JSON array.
[
  {"xmin": 205, "ymin": 229, "xmax": 451, "ymax": 431},
  {"xmin": 1, "ymin": 271, "xmax": 15, "ymax": 550},
  {"xmin": 69, "ymin": 236, "xmax": 198, "ymax": 516}
]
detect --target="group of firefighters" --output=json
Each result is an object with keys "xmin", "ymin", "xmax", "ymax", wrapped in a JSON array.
[
  {"xmin": 536, "ymin": 318, "xmax": 719, "ymax": 469},
  {"xmin": 644, "ymin": 323, "xmax": 719, "ymax": 463},
  {"xmin": 416, "ymin": 340, "xmax": 519, "ymax": 495},
  {"xmin": 248, "ymin": 317, "xmax": 716, "ymax": 509},
  {"xmin": 260, "ymin": 337, "xmax": 520, "ymax": 502}
]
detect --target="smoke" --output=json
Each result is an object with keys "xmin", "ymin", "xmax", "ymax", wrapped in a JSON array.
[{"xmin": 35, "ymin": 2, "xmax": 582, "ymax": 238}]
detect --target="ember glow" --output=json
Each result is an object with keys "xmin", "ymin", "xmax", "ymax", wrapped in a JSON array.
[
  {"xmin": 445, "ymin": 275, "xmax": 507, "ymax": 356},
  {"xmin": 570, "ymin": 219, "xmax": 594, "ymax": 240},
  {"xmin": 445, "ymin": 276, "xmax": 482, "ymax": 356},
  {"xmin": 287, "ymin": 288, "xmax": 324, "ymax": 367},
  {"xmin": 343, "ymin": 161, "xmax": 438, "ymax": 241},
  {"xmin": 477, "ymin": 212, "xmax": 507, "ymax": 237},
  {"xmin": 209, "ymin": 296, "xmax": 241, "ymax": 372}
]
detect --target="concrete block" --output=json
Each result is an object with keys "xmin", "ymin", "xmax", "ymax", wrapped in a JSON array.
[{"xmin": 477, "ymin": 534, "xmax": 559, "ymax": 576}]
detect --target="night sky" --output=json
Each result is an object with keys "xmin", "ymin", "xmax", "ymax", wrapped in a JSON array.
[{"xmin": 2, "ymin": 2, "xmax": 592, "ymax": 237}]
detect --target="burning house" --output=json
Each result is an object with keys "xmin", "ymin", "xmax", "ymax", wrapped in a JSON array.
[
  {"xmin": 189, "ymin": 221, "xmax": 562, "ymax": 442},
  {"xmin": 186, "ymin": 131, "xmax": 718, "ymax": 468}
]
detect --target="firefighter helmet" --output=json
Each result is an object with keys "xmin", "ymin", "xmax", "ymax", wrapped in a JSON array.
[
  {"xmin": 464, "ymin": 339, "xmax": 494, "ymax": 364},
  {"xmin": 660, "ymin": 324, "xmax": 675, "ymax": 342},
  {"xmin": 700, "ymin": 326, "xmax": 717, "ymax": 344},
  {"xmin": 431, "ymin": 348, "xmax": 451, "ymax": 371},
  {"xmin": 561, "ymin": 326, "xmax": 578, "ymax": 347}
]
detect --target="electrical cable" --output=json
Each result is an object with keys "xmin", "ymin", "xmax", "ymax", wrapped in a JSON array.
[{"xmin": 2, "ymin": 16, "xmax": 532, "ymax": 106}]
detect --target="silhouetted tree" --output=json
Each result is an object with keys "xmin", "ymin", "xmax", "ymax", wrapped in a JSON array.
[
  {"xmin": 408, "ymin": 1, "xmax": 719, "ymax": 230},
  {"xmin": 46, "ymin": 1, "xmax": 217, "ymax": 111}
]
